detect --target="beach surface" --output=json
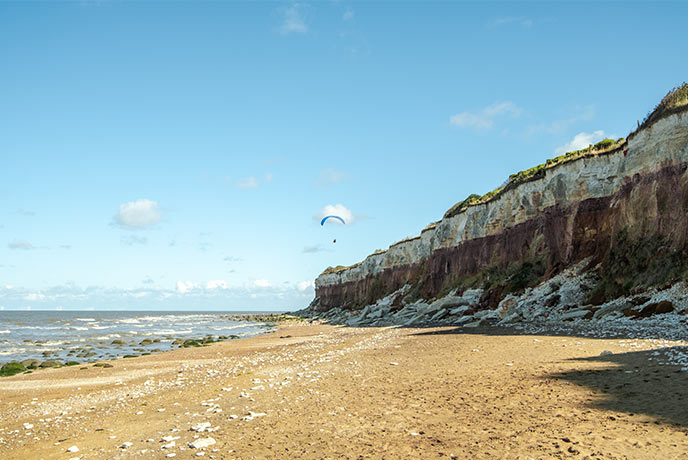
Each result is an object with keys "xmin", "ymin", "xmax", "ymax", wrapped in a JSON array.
[{"xmin": 1, "ymin": 323, "xmax": 688, "ymax": 459}]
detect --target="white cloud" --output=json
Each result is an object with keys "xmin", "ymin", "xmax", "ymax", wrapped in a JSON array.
[
  {"xmin": 315, "ymin": 204, "xmax": 354, "ymax": 225},
  {"xmin": 8, "ymin": 239, "xmax": 33, "ymax": 250},
  {"xmin": 24, "ymin": 293, "xmax": 46, "ymax": 301},
  {"xmin": 206, "ymin": 280, "xmax": 228, "ymax": 290},
  {"xmin": 265, "ymin": 173, "xmax": 274, "ymax": 183},
  {"xmin": 450, "ymin": 101, "xmax": 522, "ymax": 131},
  {"xmin": 554, "ymin": 130, "xmax": 608, "ymax": 155},
  {"xmin": 176, "ymin": 281, "xmax": 199, "ymax": 294},
  {"xmin": 253, "ymin": 279, "xmax": 271, "ymax": 288},
  {"xmin": 237, "ymin": 177, "xmax": 258, "ymax": 189},
  {"xmin": 315, "ymin": 168, "xmax": 347, "ymax": 187},
  {"xmin": 343, "ymin": 8, "xmax": 354, "ymax": 21},
  {"xmin": 113, "ymin": 199, "xmax": 161, "ymax": 230},
  {"xmin": 302, "ymin": 244, "xmax": 325, "ymax": 253},
  {"xmin": 297, "ymin": 280, "xmax": 314, "ymax": 291},
  {"xmin": 280, "ymin": 4, "xmax": 307, "ymax": 35},
  {"xmin": 121, "ymin": 235, "xmax": 148, "ymax": 245}
]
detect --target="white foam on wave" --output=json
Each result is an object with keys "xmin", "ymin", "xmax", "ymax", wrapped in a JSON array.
[
  {"xmin": 70, "ymin": 327, "xmax": 89, "ymax": 331},
  {"xmin": 0, "ymin": 330, "xmax": 10, "ymax": 334},
  {"xmin": 144, "ymin": 329, "xmax": 193, "ymax": 336},
  {"xmin": 0, "ymin": 348, "xmax": 24, "ymax": 356},
  {"xmin": 76, "ymin": 318, "xmax": 96, "ymax": 322}
]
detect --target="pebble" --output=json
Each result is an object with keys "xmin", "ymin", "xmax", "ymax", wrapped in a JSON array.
[
  {"xmin": 120, "ymin": 442, "xmax": 133, "ymax": 449},
  {"xmin": 190, "ymin": 422, "xmax": 211, "ymax": 432},
  {"xmin": 22, "ymin": 423, "xmax": 33, "ymax": 430},
  {"xmin": 67, "ymin": 446, "xmax": 79, "ymax": 452},
  {"xmin": 189, "ymin": 437, "xmax": 216, "ymax": 449},
  {"xmin": 600, "ymin": 350, "xmax": 614, "ymax": 356},
  {"xmin": 389, "ymin": 362, "xmax": 399, "ymax": 366}
]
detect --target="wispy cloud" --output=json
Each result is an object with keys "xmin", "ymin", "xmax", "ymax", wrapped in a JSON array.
[
  {"xmin": 17, "ymin": 209, "xmax": 35, "ymax": 216},
  {"xmin": 237, "ymin": 177, "xmax": 259, "ymax": 189},
  {"xmin": 112, "ymin": 199, "xmax": 161, "ymax": 230},
  {"xmin": 297, "ymin": 280, "xmax": 314, "ymax": 291},
  {"xmin": 121, "ymin": 234, "xmax": 148, "ymax": 246},
  {"xmin": 527, "ymin": 105, "xmax": 596, "ymax": 136},
  {"xmin": 489, "ymin": 17, "xmax": 534, "ymax": 28},
  {"xmin": 302, "ymin": 244, "xmax": 325, "ymax": 253},
  {"xmin": 206, "ymin": 280, "xmax": 228, "ymax": 290},
  {"xmin": 315, "ymin": 168, "xmax": 348, "ymax": 187},
  {"xmin": 554, "ymin": 130, "xmax": 609, "ymax": 155},
  {"xmin": 223, "ymin": 256, "xmax": 242, "ymax": 262},
  {"xmin": 253, "ymin": 279, "xmax": 271, "ymax": 288},
  {"xmin": 450, "ymin": 101, "xmax": 522, "ymax": 131},
  {"xmin": 343, "ymin": 8, "xmax": 354, "ymax": 21},
  {"xmin": 280, "ymin": 4, "xmax": 308, "ymax": 35},
  {"xmin": 8, "ymin": 239, "xmax": 33, "ymax": 250}
]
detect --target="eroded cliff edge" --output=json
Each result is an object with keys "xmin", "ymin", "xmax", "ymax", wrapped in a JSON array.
[{"xmin": 305, "ymin": 86, "xmax": 688, "ymax": 325}]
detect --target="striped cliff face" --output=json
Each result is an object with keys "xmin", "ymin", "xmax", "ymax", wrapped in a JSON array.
[{"xmin": 313, "ymin": 110, "xmax": 688, "ymax": 312}]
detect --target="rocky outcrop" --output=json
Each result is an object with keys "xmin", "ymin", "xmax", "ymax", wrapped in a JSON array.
[{"xmin": 309, "ymin": 90, "xmax": 688, "ymax": 319}]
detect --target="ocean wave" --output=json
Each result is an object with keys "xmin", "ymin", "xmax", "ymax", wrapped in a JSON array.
[
  {"xmin": 0, "ymin": 330, "xmax": 10, "ymax": 334},
  {"xmin": 70, "ymin": 327, "xmax": 89, "ymax": 331},
  {"xmin": 0, "ymin": 348, "xmax": 25, "ymax": 356},
  {"xmin": 76, "ymin": 318, "xmax": 96, "ymax": 322},
  {"xmin": 144, "ymin": 329, "xmax": 193, "ymax": 335}
]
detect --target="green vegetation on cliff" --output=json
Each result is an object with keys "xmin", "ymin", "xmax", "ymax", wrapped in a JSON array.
[
  {"xmin": 444, "ymin": 137, "xmax": 625, "ymax": 219},
  {"xmin": 634, "ymin": 82, "xmax": 688, "ymax": 135}
]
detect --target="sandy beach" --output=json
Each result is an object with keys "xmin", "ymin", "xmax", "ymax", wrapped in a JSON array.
[{"xmin": 1, "ymin": 323, "xmax": 688, "ymax": 460}]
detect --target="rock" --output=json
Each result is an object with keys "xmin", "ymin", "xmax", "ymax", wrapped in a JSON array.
[
  {"xmin": 67, "ymin": 446, "xmax": 79, "ymax": 453},
  {"xmin": 21, "ymin": 359, "xmax": 41, "ymax": 369},
  {"xmin": 111, "ymin": 339, "xmax": 126, "ymax": 345},
  {"xmin": 449, "ymin": 305, "xmax": 471, "ymax": 316},
  {"xmin": 23, "ymin": 423, "xmax": 34, "ymax": 430},
  {"xmin": 188, "ymin": 437, "xmax": 216, "ymax": 449},
  {"xmin": 39, "ymin": 360, "xmax": 63, "ymax": 368},
  {"xmin": 497, "ymin": 295, "xmax": 518, "ymax": 318},
  {"xmin": 139, "ymin": 339, "xmax": 154, "ymax": 345},
  {"xmin": 190, "ymin": 422, "xmax": 211, "ymax": 432},
  {"xmin": 0, "ymin": 362, "xmax": 26, "ymax": 377},
  {"xmin": 655, "ymin": 300, "xmax": 675, "ymax": 314},
  {"xmin": 560, "ymin": 310, "xmax": 590, "ymax": 321},
  {"xmin": 120, "ymin": 442, "xmax": 133, "ymax": 449},
  {"xmin": 600, "ymin": 350, "xmax": 614, "ymax": 356}
]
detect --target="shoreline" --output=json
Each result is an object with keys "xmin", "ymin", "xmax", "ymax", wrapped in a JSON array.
[
  {"xmin": 2, "ymin": 322, "xmax": 688, "ymax": 459},
  {"xmin": 0, "ymin": 313, "xmax": 302, "ymax": 376}
]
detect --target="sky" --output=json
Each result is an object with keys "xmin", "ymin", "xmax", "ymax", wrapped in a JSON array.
[{"xmin": 1, "ymin": 1, "xmax": 687, "ymax": 310}]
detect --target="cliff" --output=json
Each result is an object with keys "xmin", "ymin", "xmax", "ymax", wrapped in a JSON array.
[{"xmin": 309, "ymin": 84, "xmax": 688, "ymax": 319}]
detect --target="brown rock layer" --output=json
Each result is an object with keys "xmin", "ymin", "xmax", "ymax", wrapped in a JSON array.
[{"xmin": 315, "ymin": 162, "xmax": 688, "ymax": 311}]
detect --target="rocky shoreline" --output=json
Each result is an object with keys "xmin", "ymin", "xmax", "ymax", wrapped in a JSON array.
[{"xmin": 0, "ymin": 314, "xmax": 302, "ymax": 378}]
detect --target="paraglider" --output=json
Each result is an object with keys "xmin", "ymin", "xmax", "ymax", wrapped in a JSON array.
[{"xmin": 320, "ymin": 215, "xmax": 346, "ymax": 226}]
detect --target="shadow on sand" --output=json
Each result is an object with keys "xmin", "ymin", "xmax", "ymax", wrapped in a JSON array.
[{"xmin": 407, "ymin": 325, "xmax": 688, "ymax": 428}]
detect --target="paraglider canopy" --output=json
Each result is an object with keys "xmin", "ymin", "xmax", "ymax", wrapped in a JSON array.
[{"xmin": 320, "ymin": 215, "xmax": 346, "ymax": 226}]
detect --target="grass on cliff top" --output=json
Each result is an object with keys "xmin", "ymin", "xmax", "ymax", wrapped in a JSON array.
[
  {"xmin": 443, "ymin": 137, "xmax": 624, "ymax": 219},
  {"xmin": 634, "ymin": 82, "xmax": 688, "ymax": 135}
]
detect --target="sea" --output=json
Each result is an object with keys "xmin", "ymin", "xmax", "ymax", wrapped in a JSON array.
[{"xmin": 0, "ymin": 311, "xmax": 283, "ymax": 365}]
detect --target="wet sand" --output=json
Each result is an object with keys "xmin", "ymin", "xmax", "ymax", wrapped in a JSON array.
[{"xmin": 1, "ymin": 323, "xmax": 688, "ymax": 459}]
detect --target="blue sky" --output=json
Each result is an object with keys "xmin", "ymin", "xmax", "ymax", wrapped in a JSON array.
[{"xmin": 1, "ymin": 1, "xmax": 687, "ymax": 310}]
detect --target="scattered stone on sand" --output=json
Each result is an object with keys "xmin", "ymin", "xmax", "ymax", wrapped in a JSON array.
[
  {"xmin": 188, "ymin": 437, "xmax": 216, "ymax": 449},
  {"xmin": 190, "ymin": 422, "xmax": 211, "ymax": 432},
  {"xmin": 67, "ymin": 445, "xmax": 79, "ymax": 452},
  {"xmin": 600, "ymin": 350, "xmax": 614, "ymax": 356},
  {"xmin": 120, "ymin": 441, "xmax": 133, "ymax": 449}
]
